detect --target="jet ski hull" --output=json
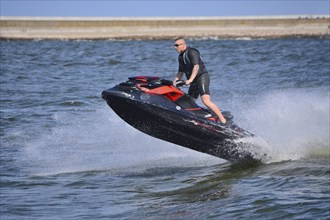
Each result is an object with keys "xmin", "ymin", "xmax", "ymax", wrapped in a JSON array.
[{"xmin": 102, "ymin": 79, "xmax": 257, "ymax": 163}]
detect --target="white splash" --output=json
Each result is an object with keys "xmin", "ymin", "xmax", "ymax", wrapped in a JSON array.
[
  {"xmin": 20, "ymin": 105, "xmax": 222, "ymax": 176},
  {"xmin": 238, "ymin": 88, "xmax": 330, "ymax": 163}
]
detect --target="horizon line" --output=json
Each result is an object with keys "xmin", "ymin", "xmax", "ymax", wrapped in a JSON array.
[{"xmin": 1, "ymin": 15, "xmax": 329, "ymax": 21}]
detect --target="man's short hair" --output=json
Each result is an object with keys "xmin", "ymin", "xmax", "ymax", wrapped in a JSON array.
[{"xmin": 175, "ymin": 37, "xmax": 185, "ymax": 41}]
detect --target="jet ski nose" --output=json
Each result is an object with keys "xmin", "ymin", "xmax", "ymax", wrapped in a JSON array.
[
  {"xmin": 101, "ymin": 90, "xmax": 108, "ymax": 99},
  {"xmin": 102, "ymin": 89, "xmax": 117, "ymax": 100},
  {"xmin": 102, "ymin": 89, "xmax": 134, "ymax": 101}
]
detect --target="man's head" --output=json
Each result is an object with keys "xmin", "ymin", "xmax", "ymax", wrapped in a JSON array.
[{"xmin": 174, "ymin": 37, "xmax": 187, "ymax": 53}]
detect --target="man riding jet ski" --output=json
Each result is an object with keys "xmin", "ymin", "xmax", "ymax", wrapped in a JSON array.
[{"xmin": 102, "ymin": 76, "xmax": 258, "ymax": 163}]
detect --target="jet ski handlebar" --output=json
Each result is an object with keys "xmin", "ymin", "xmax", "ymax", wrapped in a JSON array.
[{"xmin": 174, "ymin": 80, "xmax": 186, "ymax": 87}]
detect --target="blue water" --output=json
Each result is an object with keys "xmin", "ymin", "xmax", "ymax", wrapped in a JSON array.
[{"xmin": 1, "ymin": 38, "xmax": 329, "ymax": 219}]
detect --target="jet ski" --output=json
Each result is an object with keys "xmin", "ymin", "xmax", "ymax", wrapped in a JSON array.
[{"xmin": 102, "ymin": 76, "xmax": 257, "ymax": 163}]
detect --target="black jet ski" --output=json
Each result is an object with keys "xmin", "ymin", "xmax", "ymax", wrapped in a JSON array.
[{"xmin": 102, "ymin": 76, "xmax": 257, "ymax": 163}]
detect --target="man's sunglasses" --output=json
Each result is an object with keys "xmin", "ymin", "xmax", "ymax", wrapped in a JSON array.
[{"xmin": 174, "ymin": 43, "xmax": 184, "ymax": 47}]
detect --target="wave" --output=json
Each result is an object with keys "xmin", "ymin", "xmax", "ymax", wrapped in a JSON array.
[{"xmin": 238, "ymin": 88, "xmax": 330, "ymax": 163}]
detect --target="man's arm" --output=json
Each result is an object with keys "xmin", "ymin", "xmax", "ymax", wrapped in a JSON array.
[{"xmin": 186, "ymin": 64, "xmax": 199, "ymax": 85}]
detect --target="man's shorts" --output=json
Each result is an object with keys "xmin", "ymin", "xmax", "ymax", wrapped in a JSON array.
[{"xmin": 188, "ymin": 73, "xmax": 210, "ymax": 99}]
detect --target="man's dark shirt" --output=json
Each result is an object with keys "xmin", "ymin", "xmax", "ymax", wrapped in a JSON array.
[{"xmin": 178, "ymin": 47, "xmax": 208, "ymax": 80}]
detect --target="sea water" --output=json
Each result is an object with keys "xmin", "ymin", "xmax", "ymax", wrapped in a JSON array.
[{"xmin": 1, "ymin": 38, "xmax": 329, "ymax": 219}]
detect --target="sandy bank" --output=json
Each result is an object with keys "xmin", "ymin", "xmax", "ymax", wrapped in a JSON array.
[{"xmin": 1, "ymin": 16, "xmax": 329, "ymax": 40}]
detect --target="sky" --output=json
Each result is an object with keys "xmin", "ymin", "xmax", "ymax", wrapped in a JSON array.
[{"xmin": 0, "ymin": 0, "xmax": 329, "ymax": 17}]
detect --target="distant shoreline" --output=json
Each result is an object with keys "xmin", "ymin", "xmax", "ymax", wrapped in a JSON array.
[{"xmin": 1, "ymin": 16, "xmax": 329, "ymax": 40}]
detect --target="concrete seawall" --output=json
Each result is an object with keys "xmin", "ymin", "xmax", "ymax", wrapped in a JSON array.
[{"xmin": 1, "ymin": 16, "xmax": 329, "ymax": 40}]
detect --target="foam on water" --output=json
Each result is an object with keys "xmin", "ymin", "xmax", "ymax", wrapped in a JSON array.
[
  {"xmin": 19, "ymin": 105, "xmax": 222, "ymax": 176},
  {"xmin": 240, "ymin": 88, "xmax": 330, "ymax": 163}
]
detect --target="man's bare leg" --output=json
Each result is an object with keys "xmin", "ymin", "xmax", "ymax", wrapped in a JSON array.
[{"xmin": 201, "ymin": 94, "xmax": 227, "ymax": 124}]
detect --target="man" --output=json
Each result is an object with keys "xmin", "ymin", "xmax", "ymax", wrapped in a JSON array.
[{"xmin": 173, "ymin": 37, "xmax": 227, "ymax": 125}]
